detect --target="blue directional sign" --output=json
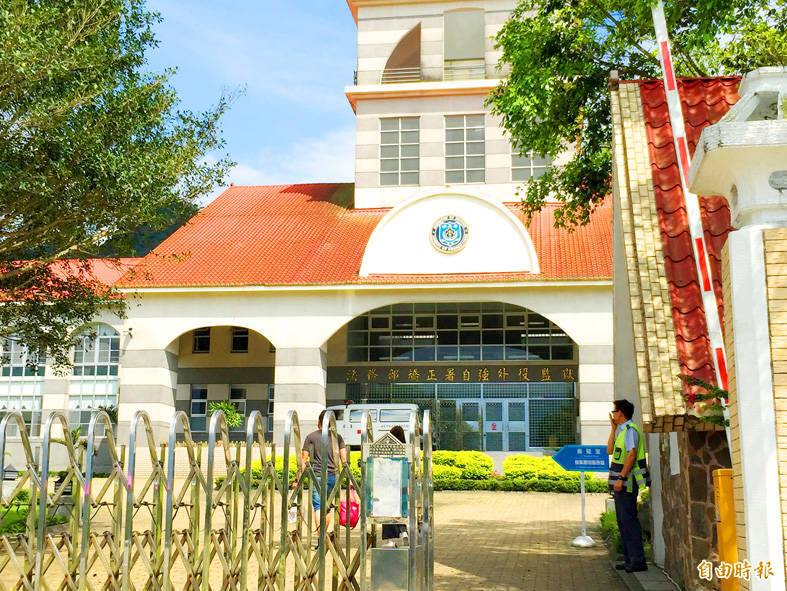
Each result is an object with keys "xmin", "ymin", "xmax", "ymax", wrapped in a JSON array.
[{"xmin": 552, "ymin": 445, "xmax": 609, "ymax": 472}]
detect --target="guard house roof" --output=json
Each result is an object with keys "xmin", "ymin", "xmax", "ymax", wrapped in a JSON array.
[
  {"xmin": 612, "ymin": 76, "xmax": 739, "ymax": 432},
  {"xmin": 115, "ymin": 184, "xmax": 612, "ymax": 288}
]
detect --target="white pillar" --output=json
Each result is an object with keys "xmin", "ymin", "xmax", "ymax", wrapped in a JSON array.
[
  {"xmin": 117, "ymin": 348, "xmax": 178, "ymax": 444},
  {"xmin": 272, "ymin": 345, "xmax": 327, "ymax": 445},
  {"xmin": 727, "ymin": 228, "xmax": 786, "ymax": 590}
]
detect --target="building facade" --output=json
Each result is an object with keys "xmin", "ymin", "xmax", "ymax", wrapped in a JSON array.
[{"xmin": 1, "ymin": 0, "xmax": 614, "ymax": 453}]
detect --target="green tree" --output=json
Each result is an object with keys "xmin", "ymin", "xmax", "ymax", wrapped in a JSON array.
[
  {"xmin": 0, "ymin": 0, "xmax": 233, "ymax": 367},
  {"xmin": 489, "ymin": 0, "xmax": 787, "ymax": 228}
]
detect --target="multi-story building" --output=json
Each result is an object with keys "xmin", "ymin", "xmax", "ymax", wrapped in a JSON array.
[{"xmin": 1, "ymin": 0, "xmax": 614, "ymax": 453}]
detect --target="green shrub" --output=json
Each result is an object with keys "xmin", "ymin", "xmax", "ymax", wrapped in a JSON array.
[
  {"xmin": 0, "ymin": 507, "xmax": 68, "ymax": 534},
  {"xmin": 207, "ymin": 401, "xmax": 243, "ymax": 429},
  {"xmin": 433, "ymin": 464, "xmax": 463, "ymax": 481},
  {"xmin": 430, "ymin": 451, "xmax": 493, "ymax": 479},
  {"xmin": 214, "ymin": 449, "xmax": 608, "ymax": 493},
  {"xmin": 600, "ymin": 509, "xmax": 622, "ymax": 553},
  {"xmin": 215, "ymin": 450, "xmax": 365, "ymax": 489}
]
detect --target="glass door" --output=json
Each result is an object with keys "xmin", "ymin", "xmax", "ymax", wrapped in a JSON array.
[
  {"xmin": 483, "ymin": 401, "xmax": 504, "ymax": 451},
  {"xmin": 460, "ymin": 401, "xmax": 482, "ymax": 450},
  {"xmin": 507, "ymin": 401, "xmax": 527, "ymax": 451}
]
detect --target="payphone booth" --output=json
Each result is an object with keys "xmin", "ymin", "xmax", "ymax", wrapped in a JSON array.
[{"xmin": 365, "ymin": 410, "xmax": 433, "ymax": 591}]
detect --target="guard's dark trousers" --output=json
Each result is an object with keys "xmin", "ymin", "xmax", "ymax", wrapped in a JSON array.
[{"xmin": 613, "ymin": 487, "xmax": 646, "ymax": 567}]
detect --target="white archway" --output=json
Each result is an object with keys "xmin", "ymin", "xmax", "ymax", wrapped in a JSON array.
[{"xmin": 359, "ymin": 188, "xmax": 540, "ymax": 276}]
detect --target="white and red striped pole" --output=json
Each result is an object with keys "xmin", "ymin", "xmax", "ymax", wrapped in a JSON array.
[{"xmin": 650, "ymin": 2, "xmax": 729, "ymax": 396}]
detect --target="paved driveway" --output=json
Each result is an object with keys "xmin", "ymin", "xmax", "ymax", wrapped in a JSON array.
[{"xmin": 434, "ymin": 491, "xmax": 627, "ymax": 591}]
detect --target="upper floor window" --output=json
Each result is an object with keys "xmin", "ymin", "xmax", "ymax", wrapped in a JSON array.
[
  {"xmin": 193, "ymin": 327, "xmax": 210, "ymax": 353},
  {"xmin": 231, "ymin": 328, "xmax": 249, "ymax": 353},
  {"xmin": 0, "ymin": 337, "xmax": 45, "ymax": 436},
  {"xmin": 444, "ymin": 8, "xmax": 485, "ymax": 80},
  {"xmin": 381, "ymin": 118, "xmax": 419, "ymax": 186},
  {"xmin": 347, "ymin": 302, "xmax": 574, "ymax": 363},
  {"xmin": 1, "ymin": 338, "xmax": 44, "ymax": 378},
  {"xmin": 190, "ymin": 385, "xmax": 208, "ymax": 431},
  {"xmin": 72, "ymin": 325, "xmax": 119, "ymax": 377},
  {"xmin": 445, "ymin": 115, "xmax": 485, "ymax": 183},
  {"xmin": 512, "ymin": 151, "xmax": 552, "ymax": 182},
  {"xmin": 70, "ymin": 325, "xmax": 119, "ymax": 433}
]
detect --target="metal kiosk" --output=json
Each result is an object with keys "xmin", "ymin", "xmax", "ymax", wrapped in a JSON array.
[{"xmin": 366, "ymin": 410, "xmax": 434, "ymax": 591}]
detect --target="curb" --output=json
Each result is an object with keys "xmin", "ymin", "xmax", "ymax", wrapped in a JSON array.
[{"xmin": 610, "ymin": 560, "xmax": 680, "ymax": 591}]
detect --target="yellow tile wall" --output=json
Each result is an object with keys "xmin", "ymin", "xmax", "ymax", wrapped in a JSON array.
[
  {"xmin": 721, "ymin": 241, "xmax": 748, "ymax": 590},
  {"xmin": 764, "ymin": 228, "xmax": 787, "ymax": 585}
]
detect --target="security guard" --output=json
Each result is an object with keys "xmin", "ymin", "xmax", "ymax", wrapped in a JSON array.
[{"xmin": 607, "ymin": 399, "xmax": 650, "ymax": 573}]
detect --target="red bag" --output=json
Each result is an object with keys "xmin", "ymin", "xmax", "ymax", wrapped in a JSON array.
[{"xmin": 339, "ymin": 492, "xmax": 360, "ymax": 528}]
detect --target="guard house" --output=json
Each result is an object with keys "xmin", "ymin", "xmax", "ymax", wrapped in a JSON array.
[{"xmin": 1, "ymin": 0, "xmax": 614, "ymax": 453}]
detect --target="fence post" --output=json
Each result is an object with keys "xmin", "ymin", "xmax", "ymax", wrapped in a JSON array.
[
  {"xmin": 153, "ymin": 442, "xmax": 165, "ymax": 579},
  {"xmin": 192, "ymin": 443, "xmax": 202, "ymax": 588}
]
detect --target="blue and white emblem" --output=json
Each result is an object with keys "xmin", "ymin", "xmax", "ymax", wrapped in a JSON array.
[{"xmin": 431, "ymin": 215, "xmax": 469, "ymax": 253}]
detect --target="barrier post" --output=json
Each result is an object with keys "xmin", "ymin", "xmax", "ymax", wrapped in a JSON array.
[{"xmin": 713, "ymin": 468, "xmax": 738, "ymax": 591}]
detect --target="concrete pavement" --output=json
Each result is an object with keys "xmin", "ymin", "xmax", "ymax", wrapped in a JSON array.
[{"xmin": 433, "ymin": 491, "xmax": 627, "ymax": 591}]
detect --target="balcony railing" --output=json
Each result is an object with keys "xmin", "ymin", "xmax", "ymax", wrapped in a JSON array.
[
  {"xmin": 353, "ymin": 63, "xmax": 505, "ymax": 86},
  {"xmin": 381, "ymin": 66, "xmax": 423, "ymax": 84},
  {"xmin": 444, "ymin": 62, "xmax": 486, "ymax": 81}
]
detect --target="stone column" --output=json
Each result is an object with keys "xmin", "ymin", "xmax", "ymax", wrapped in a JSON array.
[
  {"xmin": 272, "ymin": 345, "xmax": 327, "ymax": 445},
  {"xmin": 117, "ymin": 348, "xmax": 178, "ymax": 445}
]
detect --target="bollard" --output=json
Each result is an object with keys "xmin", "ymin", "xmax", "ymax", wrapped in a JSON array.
[{"xmin": 713, "ymin": 468, "xmax": 738, "ymax": 591}]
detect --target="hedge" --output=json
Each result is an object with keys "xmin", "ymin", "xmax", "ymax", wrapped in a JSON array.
[{"xmin": 215, "ymin": 450, "xmax": 608, "ymax": 493}]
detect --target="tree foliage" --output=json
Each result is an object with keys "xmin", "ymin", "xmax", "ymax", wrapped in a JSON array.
[
  {"xmin": 0, "ymin": 0, "xmax": 232, "ymax": 365},
  {"xmin": 489, "ymin": 0, "xmax": 787, "ymax": 228}
]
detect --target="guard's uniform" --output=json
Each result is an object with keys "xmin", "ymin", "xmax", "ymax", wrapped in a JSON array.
[{"xmin": 608, "ymin": 420, "xmax": 650, "ymax": 569}]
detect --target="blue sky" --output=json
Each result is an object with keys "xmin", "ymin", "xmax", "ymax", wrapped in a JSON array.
[{"xmin": 147, "ymin": 1, "xmax": 358, "ymax": 203}]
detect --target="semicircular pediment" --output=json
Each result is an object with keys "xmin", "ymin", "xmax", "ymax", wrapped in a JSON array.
[{"xmin": 359, "ymin": 190, "xmax": 540, "ymax": 276}]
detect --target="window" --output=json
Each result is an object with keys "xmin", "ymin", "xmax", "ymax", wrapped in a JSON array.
[
  {"xmin": 231, "ymin": 328, "xmax": 249, "ymax": 353},
  {"xmin": 380, "ymin": 118, "xmax": 419, "ymax": 185},
  {"xmin": 70, "ymin": 325, "xmax": 119, "ymax": 432},
  {"xmin": 190, "ymin": 385, "xmax": 208, "ymax": 431},
  {"xmin": 444, "ymin": 9, "xmax": 485, "ymax": 80},
  {"xmin": 347, "ymin": 303, "xmax": 575, "ymax": 362},
  {"xmin": 0, "ymin": 337, "xmax": 45, "ymax": 436},
  {"xmin": 512, "ymin": 150, "xmax": 552, "ymax": 182},
  {"xmin": 267, "ymin": 385, "xmax": 274, "ymax": 433},
  {"xmin": 350, "ymin": 409, "xmax": 376, "ymax": 423},
  {"xmin": 192, "ymin": 328, "xmax": 210, "ymax": 353},
  {"xmin": 379, "ymin": 409, "xmax": 412, "ymax": 423},
  {"xmin": 230, "ymin": 386, "xmax": 247, "ymax": 431},
  {"xmin": 445, "ymin": 115, "xmax": 484, "ymax": 183}
]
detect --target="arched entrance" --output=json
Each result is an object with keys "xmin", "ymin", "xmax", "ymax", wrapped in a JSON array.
[
  {"xmin": 326, "ymin": 301, "xmax": 578, "ymax": 451},
  {"xmin": 152, "ymin": 325, "xmax": 276, "ymax": 441}
]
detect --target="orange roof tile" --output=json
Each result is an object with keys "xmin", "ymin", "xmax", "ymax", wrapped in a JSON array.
[
  {"xmin": 636, "ymin": 77, "xmax": 739, "ymax": 392},
  {"xmin": 117, "ymin": 183, "xmax": 612, "ymax": 288}
]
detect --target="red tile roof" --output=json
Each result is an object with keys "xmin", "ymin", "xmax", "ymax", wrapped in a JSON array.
[
  {"xmin": 116, "ymin": 183, "xmax": 612, "ymax": 288},
  {"xmin": 54, "ymin": 258, "xmax": 141, "ymax": 285},
  {"xmin": 635, "ymin": 77, "xmax": 739, "ymax": 392}
]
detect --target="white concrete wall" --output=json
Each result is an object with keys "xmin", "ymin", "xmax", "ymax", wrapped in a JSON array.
[
  {"xmin": 121, "ymin": 281, "xmax": 612, "ymax": 443},
  {"xmin": 359, "ymin": 189, "xmax": 539, "ymax": 274},
  {"xmin": 354, "ymin": 93, "xmax": 517, "ymax": 207},
  {"xmin": 355, "ymin": 0, "xmax": 513, "ymax": 85}
]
